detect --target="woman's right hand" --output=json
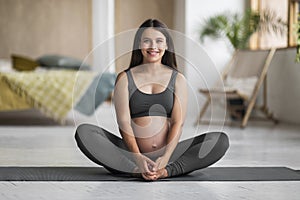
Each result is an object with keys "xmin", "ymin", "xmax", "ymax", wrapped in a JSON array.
[{"xmin": 134, "ymin": 154, "xmax": 157, "ymax": 178}]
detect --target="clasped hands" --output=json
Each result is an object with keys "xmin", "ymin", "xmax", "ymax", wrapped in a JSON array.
[{"xmin": 134, "ymin": 154, "xmax": 169, "ymax": 181}]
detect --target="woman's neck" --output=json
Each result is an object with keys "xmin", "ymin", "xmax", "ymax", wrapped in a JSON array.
[{"xmin": 139, "ymin": 63, "xmax": 165, "ymax": 74}]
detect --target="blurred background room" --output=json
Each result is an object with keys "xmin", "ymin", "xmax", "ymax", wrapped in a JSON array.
[{"xmin": 0, "ymin": 0, "xmax": 300, "ymax": 199}]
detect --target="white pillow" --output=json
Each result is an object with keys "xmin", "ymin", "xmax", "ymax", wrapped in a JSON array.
[
  {"xmin": 0, "ymin": 58, "xmax": 13, "ymax": 72},
  {"xmin": 225, "ymin": 76, "xmax": 258, "ymax": 99}
]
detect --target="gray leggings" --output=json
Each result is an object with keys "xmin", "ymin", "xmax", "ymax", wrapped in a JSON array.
[{"xmin": 75, "ymin": 123, "xmax": 229, "ymax": 177}]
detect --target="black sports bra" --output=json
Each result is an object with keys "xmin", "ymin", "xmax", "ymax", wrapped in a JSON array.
[{"xmin": 125, "ymin": 68, "xmax": 178, "ymax": 119}]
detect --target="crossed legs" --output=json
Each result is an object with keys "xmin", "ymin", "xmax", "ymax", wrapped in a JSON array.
[{"xmin": 75, "ymin": 123, "xmax": 229, "ymax": 178}]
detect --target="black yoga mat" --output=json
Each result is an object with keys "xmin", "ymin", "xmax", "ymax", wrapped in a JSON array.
[{"xmin": 0, "ymin": 167, "xmax": 300, "ymax": 182}]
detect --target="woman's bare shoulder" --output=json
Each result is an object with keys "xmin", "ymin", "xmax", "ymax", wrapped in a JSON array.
[
  {"xmin": 175, "ymin": 71, "xmax": 186, "ymax": 83},
  {"xmin": 174, "ymin": 70, "xmax": 187, "ymax": 92},
  {"xmin": 116, "ymin": 70, "xmax": 128, "ymax": 83}
]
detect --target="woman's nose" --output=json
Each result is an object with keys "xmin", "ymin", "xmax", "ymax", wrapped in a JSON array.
[
  {"xmin": 150, "ymin": 43, "xmax": 157, "ymax": 49},
  {"xmin": 149, "ymin": 40, "xmax": 158, "ymax": 49}
]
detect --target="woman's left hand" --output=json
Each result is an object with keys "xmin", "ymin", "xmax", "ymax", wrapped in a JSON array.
[
  {"xmin": 155, "ymin": 156, "xmax": 169, "ymax": 170},
  {"xmin": 140, "ymin": 156, "xmax": 170, "ymax": 181}
]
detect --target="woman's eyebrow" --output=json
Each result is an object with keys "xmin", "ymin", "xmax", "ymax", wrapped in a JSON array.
[{"xmin": 142, "ymin": 37, "xmax": 165, "ymax": 40}]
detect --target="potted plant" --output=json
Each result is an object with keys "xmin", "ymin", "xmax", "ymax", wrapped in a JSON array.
[{"xmin": 199, "ymin": 9, "xmax": 287, "ymax": 50}]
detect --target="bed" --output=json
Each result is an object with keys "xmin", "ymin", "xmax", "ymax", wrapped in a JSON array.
[{"xmin": 0, "ymin": 58, "xmax": 116, "ymax": 124}]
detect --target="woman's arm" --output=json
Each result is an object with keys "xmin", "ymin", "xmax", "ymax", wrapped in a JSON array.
[
  {"xmin": 114, "ymin": 72, "xmax": 140, "ymax": 153},
  {"xmin": 114, "ymin": 71, "xmax": 156, "ymax": 173},
  {"xmin": 156, "ymin": 72, "xmax": 188, "ymax": 169}
]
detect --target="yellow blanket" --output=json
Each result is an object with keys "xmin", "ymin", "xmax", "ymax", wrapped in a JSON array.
[
  {"xmin": 0, "ymin": 76, "xmax": 31, "ymax": 110},
  {"xmin": 0, "ymin": 70, "xmax": 95, "ymax": 123}
]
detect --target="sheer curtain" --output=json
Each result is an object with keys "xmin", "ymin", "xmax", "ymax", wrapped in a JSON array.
[{"xmin": 249, "ymin": 0, "xmax": 289, "ymax": 49}]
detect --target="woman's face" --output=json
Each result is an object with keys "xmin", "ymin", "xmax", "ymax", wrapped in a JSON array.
[{"xmin": 140, "ymin": 28, "xmax": 168, "ymax": 64}]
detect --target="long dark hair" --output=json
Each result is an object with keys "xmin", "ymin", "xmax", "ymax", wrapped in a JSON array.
[{"xmin": 128, "ymin": 19, "xmax": 177, "ymax": 70}]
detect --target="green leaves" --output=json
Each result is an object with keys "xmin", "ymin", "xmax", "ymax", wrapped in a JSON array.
[
  {"xmin": 199, "ymin": 14, "xmax": 229, "ymax": 41},
  {"xmin": 200, "ymin": 9, "xmax": 287, "ymax": 49},
  {"xmin": 296, "ymin": 14, "xmax": 300, "ymax": 63}
]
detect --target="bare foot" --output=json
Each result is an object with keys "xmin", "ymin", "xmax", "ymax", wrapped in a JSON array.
[
  {"xmin": 156, "ymin": 168, "xmax": 168, "ymax": 179},
  {"xmin": 143, "ymin": 168, "xmax": 168, "ymax": 181}
]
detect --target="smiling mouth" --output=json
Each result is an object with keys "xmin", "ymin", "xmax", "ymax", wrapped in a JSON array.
[{"xmin": 147, "ymin": 50, "xmax": 160, "ymax": 56}]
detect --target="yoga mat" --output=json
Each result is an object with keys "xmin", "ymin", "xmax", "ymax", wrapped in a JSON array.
[{"xmin": 0, "ymin": 167, "xmax": 299, "ymax": 182}]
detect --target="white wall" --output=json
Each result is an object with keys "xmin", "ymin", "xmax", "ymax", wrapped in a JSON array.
[
  {"xmin": 183, "ymin": 0, "xmax": 247, "ymax": 120},
  {"xmin": 268, "ymin": 48, "xmax": 300, "ymax": 124},
  {"xmin": 92, "ymin": 0, "xmax": 115, "ymax": 73}
]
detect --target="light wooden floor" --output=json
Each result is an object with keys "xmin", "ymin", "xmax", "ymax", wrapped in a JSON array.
[{"xmin": 0, "ymin": 103, "xmax": 299, "ymax": 200}]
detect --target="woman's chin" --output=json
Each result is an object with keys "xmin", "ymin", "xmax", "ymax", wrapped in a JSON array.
[{"xmin": 143, "ymin": 58, "xmax": 162, "ymax": 64}]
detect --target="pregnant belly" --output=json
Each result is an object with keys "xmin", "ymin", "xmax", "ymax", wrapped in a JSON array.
[{"xmin": 131, "ymin": 116, "xmax": 169, "ymax": 158}]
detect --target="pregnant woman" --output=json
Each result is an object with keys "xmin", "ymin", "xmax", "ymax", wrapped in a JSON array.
[{"xmin": 75, "ymin": 19, "xmax": 229, "ymax": 181}]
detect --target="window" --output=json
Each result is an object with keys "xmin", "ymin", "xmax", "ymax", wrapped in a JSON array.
[
  {"xmin": 289, "ymin": 0, "xmax": 299, "ymax": 46},
  {"xmin": 250, "ymin": 0, "xmax": 298, "ymax": 49}
]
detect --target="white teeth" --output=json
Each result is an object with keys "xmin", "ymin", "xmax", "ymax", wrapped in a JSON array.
[
  {"xmin": 147, "ymin": 51, "xmax": 159, "ymax": 54},
  {"xmin": 148, "ymin": 51, "xmax": 158, "ymax": 56}
]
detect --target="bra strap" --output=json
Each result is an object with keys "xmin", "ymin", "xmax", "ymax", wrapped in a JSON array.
[
  {"xmin": 167, "ymin": 70, "xmax": 178, "ymax": 92},
  {"xmin": 125, "ymin": 69, "xmax": 136, "ymax": 97}
]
